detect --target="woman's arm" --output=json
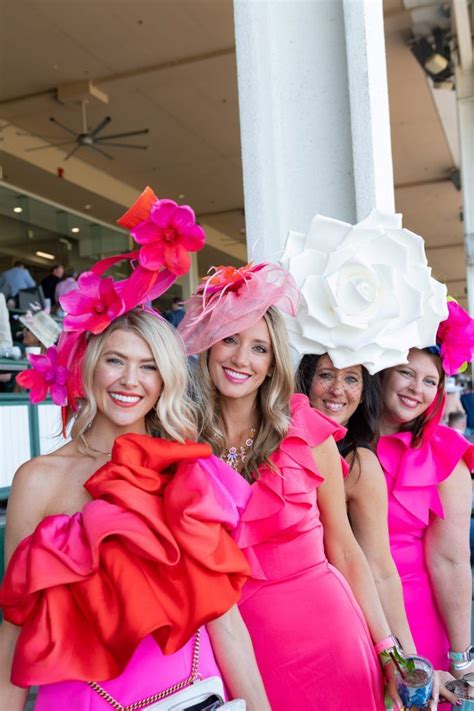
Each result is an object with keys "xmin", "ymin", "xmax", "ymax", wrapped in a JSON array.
[
  {"xmin": 316, "ymin": 438, "xmax": 392, "ymax": 644},
  {"xmin": 0, "ymin": 459, "xmax": 52, "ymax": 709},
  {"xmin": 424, "ymin": 460, "xmax": 472, "ymax": 676},
  {"xmin": 0, "ymin": 623, "xmax": 26, "ymax": 711},
  {"xmin": 207, "ymin": 605, "xmax": 270, "ymax": 710},
  {"xmin": 346, "ymin": 448, "xmax": 416, "ymax": 654}
]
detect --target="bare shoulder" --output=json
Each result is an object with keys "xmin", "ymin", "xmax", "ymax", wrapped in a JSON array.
[
  {"xmin": 11, "ymin": 441, "xmax": 77, "ymax": 491},
  {"xmin": 345, "ymin": 447, "xmax": 386, "ymax": 498},
  {"xmin": 5, "ymin": 442, "xmax": 81, "ymax": 561}
]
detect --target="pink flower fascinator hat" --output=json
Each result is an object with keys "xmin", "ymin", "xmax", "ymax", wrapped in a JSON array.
[
  {"xmin": 428, "ymin": 298, "xmax": 474, "ymax": 376},
  {"xmin": 178, "ymin": 262, "xmax": 300, "ymax": 355},
  {"xmin": 17, "ymin": 187, "xmax": 206, "ymax": 429}
]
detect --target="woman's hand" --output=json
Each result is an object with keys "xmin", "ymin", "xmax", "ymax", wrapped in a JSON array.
[
  {"xmin": 432, "ymin": 669, "xmax": 459, "ymax": 708},
  {"xmin": 382, "ymin": 660, "xmax": 403, "ymax": 710}
]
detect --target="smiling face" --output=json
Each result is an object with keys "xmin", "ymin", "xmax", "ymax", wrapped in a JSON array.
[
  {"xmin": 92, "ymin": 328, "xmax": 163, "ymax": 429},
  {"xmin": 309, "ymin": 354, "xmax": 363, "ymax": 425},
  {"xmin": 381, "ymin": 348, "xmax": 441, "ymax": 432},
  {"xmin": 208, "ymin": 318, "xmax": 274, "ymax": 406}
]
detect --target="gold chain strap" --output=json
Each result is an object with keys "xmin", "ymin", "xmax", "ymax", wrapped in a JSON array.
[{"xmin": 88, "ymin": 629, "xmax": 202, "ymax": 711}]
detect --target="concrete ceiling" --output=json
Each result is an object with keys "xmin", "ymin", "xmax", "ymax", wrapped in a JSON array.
[{"xmin": 0, "ymin": 0, "xmax": 468, "ymax": 305}]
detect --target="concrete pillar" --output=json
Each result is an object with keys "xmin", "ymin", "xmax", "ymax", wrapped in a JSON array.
[
  {"xmin": 180, "ymin": 252, "xmax": 200, "ymax": 300},
  {"xmin": 455, "ymin": 68, "xmax": 474, "ymax": 314},
  {"xmin": 233, "ymin": 0, "xmax": 394, "ymax": 262}
]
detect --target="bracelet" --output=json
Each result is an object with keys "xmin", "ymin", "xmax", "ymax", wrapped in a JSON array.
[
  {"xmin": 374, "ymin": 635, "xmax": 401, "ymax": 656},
  {"xmin": 450, "ymin": 659, "xmax": 472, "ymax": 672},
  {"xmin": 448, "ymin": 646, "xmax": 472, "ymax": 663}
]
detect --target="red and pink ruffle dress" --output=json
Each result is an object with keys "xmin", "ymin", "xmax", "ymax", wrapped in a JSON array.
[{"xmin": 0, "ymin": 434, "xmax": 251, "ymax": 710}]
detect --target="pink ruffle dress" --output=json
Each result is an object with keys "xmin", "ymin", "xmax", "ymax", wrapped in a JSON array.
[
  {"xmin": 377, "ymin": 422, "xmax": 474, "ymax": 670},
  {"xmin": 232, "ymin": 394, "xmax": 385, "ymax": 711},
  {"xmin": 0, "ymin": 434, "xmax": 251, "ymax": 710}
]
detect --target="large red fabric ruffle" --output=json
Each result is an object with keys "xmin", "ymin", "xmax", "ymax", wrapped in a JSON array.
[
  {"xmin": 0, "ymin": 434, "xmax": 251, "ymax": 687},
  {"xmin": 233, "ymin": 394, "xmax": 347, "ymax": 570},
  {"xmin": 377, "ymin": 424, "xmax": 474, "ymax": 525}
]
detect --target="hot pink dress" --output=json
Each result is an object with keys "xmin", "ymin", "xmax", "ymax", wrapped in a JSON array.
[
  {"xmin": 0, "ymin": 435, "xmax": 251, "ymax": 710},
  {"xmin": 232, "ymin": 394, "xmax": 385, "ymax": 711},
  {"xmin": 377, "ymin": 422, "xmax": 474, "ymax": 670}
]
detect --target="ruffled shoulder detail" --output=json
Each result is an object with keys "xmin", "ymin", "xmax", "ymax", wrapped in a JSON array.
[
  {"xmin": 233, "ymin": 395, "xmax": 347, "ymax": 564},
  {"xmin": 377, "ymin": 424, "xmax": 474, "ymax": 525},
  {"xmin": 0, "ymin": 434, "xmax": 251, "ymax": 687}
]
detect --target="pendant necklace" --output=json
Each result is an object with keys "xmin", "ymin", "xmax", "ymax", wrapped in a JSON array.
[{"xmin": 221, "ymin": 427, "xmax": 256, "ymax": 470}]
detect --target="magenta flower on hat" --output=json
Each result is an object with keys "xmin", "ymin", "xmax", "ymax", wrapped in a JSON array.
[
  {"xmin": 16, "ymin": 346, "xmax": 69, "ymax": 405},
  {"xmin": 60, "ymin": 272, "xmax": 124, "ymax": 334},
  {"xmin": 131, "ymin": 199, "xmax": 205, "ymax": 276},
  {"xmin": 436, "ymin": 299, "xmax": 474, "ymax": 375}
]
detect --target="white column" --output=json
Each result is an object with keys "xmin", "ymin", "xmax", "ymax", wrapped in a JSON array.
[
  {"xmin": 455, "ymin": 68, "xmax": 474, "ymax": 314},
  {"xmin": 180, "ymin": 252, "xmax": 200, "ymax": 300},
  {"xmin": 233, "ymin": 0, "xmax": 394, "ymax": 262}
]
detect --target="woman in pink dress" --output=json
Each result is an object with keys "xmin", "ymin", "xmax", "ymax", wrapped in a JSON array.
[
  {"xmin": 377, "ymin": 303, "xmax": 474, "ymax": 677},
  {"xmin": 0, "ymin": 190, "xmax": 269, "ymax": 711},
  {"xmin": 179, "ymin": 262, "xmax": 404, "ymax": 711}
]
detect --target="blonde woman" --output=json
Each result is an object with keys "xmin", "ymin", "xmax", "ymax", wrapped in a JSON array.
[
  {"xmin": 178, "ymin": 263, "xmax": 407, "ymax": 711},
  {"xmin": 0, "ymin": 188, "xmax": 269, "ymax": 711}
]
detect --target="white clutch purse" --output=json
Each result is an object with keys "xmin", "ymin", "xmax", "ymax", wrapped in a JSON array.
[{"xmin": 88, "ymin": 629, "xmax": 246, "ymax": 711}]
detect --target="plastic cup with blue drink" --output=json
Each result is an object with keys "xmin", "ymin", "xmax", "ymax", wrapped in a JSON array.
[{"xmin": 395, "ymin": 655, "xmax": 433, "ymax": 710}]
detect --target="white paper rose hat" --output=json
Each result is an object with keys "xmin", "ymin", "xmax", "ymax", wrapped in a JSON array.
[{"xmin": 281, "ymin": 209, "xmax": 448, "ymax": 374}]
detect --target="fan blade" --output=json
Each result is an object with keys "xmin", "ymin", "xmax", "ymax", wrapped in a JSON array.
[
  {"xmin": 89, "ymin": 116, "xmax": 111, "ymax": 138},
  {"xmin": 26, "ymin": 140, "xmax": 76, "ymax": 152},
  {"xmin": 49, "ymin": 117, "xmax": 78, "ymax": 137},
  {"xmin": 97, "ymin": 128, "xmax": 149, "ymax": 140},
  {"xmin": 64, "ymin": 144, "xmax": 81, "ymax": 161},
  {"xmin": 88, "ymin": 144, "xmax": 114, "ymax": 160},
  {"xmin": 94, "ymin": 141, "xmax": 147, "ymax": 149}
]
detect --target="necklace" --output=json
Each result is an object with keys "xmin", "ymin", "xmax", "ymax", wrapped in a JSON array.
[
  {"xmin": 221, "ymin": 428, "xmax": 256, "ymax": 470},
  {"xmin": 84, "ymin": 438, "xmax": 112, "ymax": 457}
]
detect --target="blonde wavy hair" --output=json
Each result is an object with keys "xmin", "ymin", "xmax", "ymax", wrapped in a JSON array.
[
  {"xmin": 196, "ymin": 307, "xmax": 294, "ymax": 481},
  {"xmin": 70, "ymin": 309, "xmax": 196, "ymax": 453}
]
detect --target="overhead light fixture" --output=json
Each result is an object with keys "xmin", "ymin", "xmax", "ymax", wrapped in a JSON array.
[
  {"xmin": 13, "ymin": 206, "xmax": 23, "ymax": 213},
  {"xmin": 36, "ymin": 251, "xmax": 55, "ymax": 260},
  {"xmin": 71, "ymin": 227, "xmax": 80, "ymax": 233},
  {"xmin": 178, "ymin": 193, "xmax": 185, "ymax": 199}
]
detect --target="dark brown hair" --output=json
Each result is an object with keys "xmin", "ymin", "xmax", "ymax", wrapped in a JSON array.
[{"xmin": 295, "ymin": 353, "xmax": 382, "ymax": 458}]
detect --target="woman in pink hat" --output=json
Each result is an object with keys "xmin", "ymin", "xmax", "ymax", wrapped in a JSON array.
[{"xmin": 179, "ymin": 262, "xmax": 404, "ymax": 711}]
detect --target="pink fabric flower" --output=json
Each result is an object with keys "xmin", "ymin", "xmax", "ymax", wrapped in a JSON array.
[
  {"xmin": 60, "ymin": 272, "xmax": 124, "ymax": 334},
  {"xmin": 17, "ymin": 347, "xmax": 69, "ymax": 405},
  {"xmin": 436, "ymin": 300, "xmax": 474, "ymax": 375},
  {"xmin": 131, "ymin": 199, "xmax": 205, "ymax": 276}
]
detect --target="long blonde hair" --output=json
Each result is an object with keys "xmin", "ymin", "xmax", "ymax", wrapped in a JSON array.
[
  {"xmin": 70, "ymin": 309, "xmax": 196, "ymax": 453},
  {"xmin": 196, "ymin": 307, "xmax": 294, "ymax": 480}
]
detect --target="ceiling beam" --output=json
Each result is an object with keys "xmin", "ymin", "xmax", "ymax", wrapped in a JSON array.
[{"xmin": 0, "ymin": 47, "xmax": 236, "ymax": 108}]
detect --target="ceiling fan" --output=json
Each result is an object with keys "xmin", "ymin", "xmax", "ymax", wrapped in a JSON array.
[{"xmin": 25, "ymin": 100, "xmax": 149, "ymax": 160}]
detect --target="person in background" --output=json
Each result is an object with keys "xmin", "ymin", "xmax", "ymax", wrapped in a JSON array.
[
  {"xmin": 443, "ymin": 376, "xmax": 464, "ymax": 424},
  {"xmin": 40, "ymin": 264, "xmax": 64, "ymax": 306},
  {"xmin": 447, "ymin": 411, "xmax": 467, "ymax": 435},
  {"xmin": 0, "ymin": 261, "xmax": 35, "ymax": 301},
  {"xmin": 461, "ymin": 383, "xmax": 474, "ymax": 435},
  {"xmin": 165, "ymin": 296, "xmax": 186, "ymax": 328},
  {"xmin": 55, "ymin": 268, "xmax": 78, "ymax": 303}
]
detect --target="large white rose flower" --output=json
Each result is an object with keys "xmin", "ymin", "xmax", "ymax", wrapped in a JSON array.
[{"xmin": 281, "ymin": 209, "xmax": 448, "ymax": 374}]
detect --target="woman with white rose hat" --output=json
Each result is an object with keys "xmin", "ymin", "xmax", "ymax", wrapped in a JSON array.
[
  {"xmin": 178, "ymin": 261, "xmax": 411, "ymax": 711},
  {"xmin": 283, "ymin": 209, "xmax": 469, "ymax": 703}
]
